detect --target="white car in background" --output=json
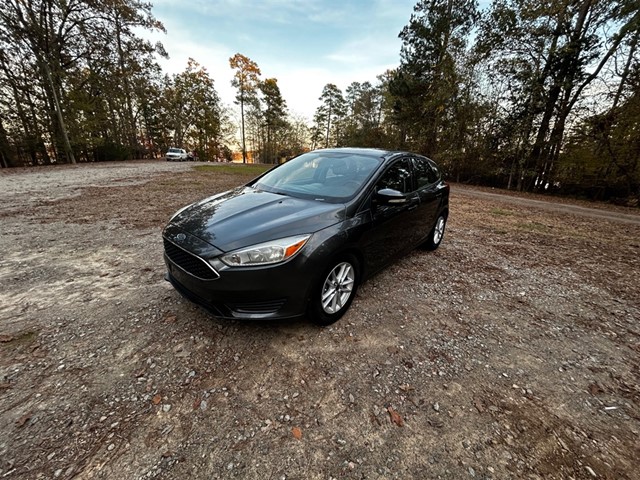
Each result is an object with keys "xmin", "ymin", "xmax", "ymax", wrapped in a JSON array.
[{"xmin": 165, "ymin": 148, "xmax": 188, "ymax": 161}]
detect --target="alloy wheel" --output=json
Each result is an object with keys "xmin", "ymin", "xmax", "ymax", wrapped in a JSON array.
[
  {"xmin": 321, "ymin": 262, "xmax": 355, "ymax": 314},
  {"xmin": 433, "ymin": 216, "xmax": 445, "ymax": 244}
]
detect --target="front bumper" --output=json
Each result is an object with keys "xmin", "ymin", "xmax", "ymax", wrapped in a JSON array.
[{"xmin": 164, "ymin": 251, "xmax": 314, "ymax": 320}]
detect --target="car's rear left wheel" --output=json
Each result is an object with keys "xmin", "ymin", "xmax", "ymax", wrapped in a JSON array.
[
  {"xmin": 423, "ymin": 213, "xmax": 447, "ymax": 250},
  {"xmin": 309, "ymin": 255, "xmax": 359, "ymax": 326}
]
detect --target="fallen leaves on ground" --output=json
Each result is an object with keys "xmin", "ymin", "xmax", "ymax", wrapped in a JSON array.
[
  {"xmin": 15, "ymin": 411, "xmax": 32, "ymax": 428},
  {"xmin": 387, "ymin": 406, "xmax": 404, "ymax": 427}
]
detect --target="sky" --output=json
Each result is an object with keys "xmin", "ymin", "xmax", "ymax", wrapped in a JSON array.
[{"xmin": 143, "ymin": 0, "xmax": 419, "ymax": 121}]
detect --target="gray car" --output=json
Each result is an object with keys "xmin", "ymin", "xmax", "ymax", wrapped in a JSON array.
[{"xmin": 163, "ymin": 148, "xmax": 449, "ymax": 325}]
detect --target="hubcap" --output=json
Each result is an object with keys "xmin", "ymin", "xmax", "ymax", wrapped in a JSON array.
[
  {"xmin": 321, "ymin": 262, "xmax": 355, "ymax": 314},
  {"xmin": 433, "ymin": 216, "xmax": 445, "ymax": 244}
]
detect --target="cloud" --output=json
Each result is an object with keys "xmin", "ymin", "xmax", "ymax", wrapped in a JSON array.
[
  {"xmin": 273, "ymin": 62, "xmax": 398, "ymax": 120},
  {"xmin": 153, "ymin": 0, "xmax": 323, "ymax": 25},
  {"xmin": 139, "ymin": 0, "xmax": 415, "ymax": 122},
  {"xmin": 325, "ymin": 34, "xmax": 400, "ymax": 67},
  {"xmin": 137, "ymin": 16, "xmax": 236, "ymax": 98}
]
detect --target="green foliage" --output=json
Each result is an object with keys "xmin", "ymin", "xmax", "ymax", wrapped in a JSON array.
[
  {"xmin": 229, "ymin": 53, "xmax": 262, "ymax": 163},
  {"xmin": 162, "ymin": 58, "xmax": 226, "ymax": 160},
  {"xmin": 558, "ymin": 79, "xmax": 640, "ymax": 202},
  {"xmin": 312, "ymin": 84, "xmax": 347, "ymax": 148},
  {"xmin": 0, "ymin": 0, "xmax": 638, "ymax": 205},
  {"xmin": 243, "ymin": 74, "xmax": 306, "ymax": 163},
  {"xmin": 341, "ymin": 81, "xmax": 394, "ymax": 148},
  {"xmin": 473, "ymin": 0, "xmax": 638, "ymax": 193},
  {"xmin": 0, "ymin": 0, "xmax": 166, "ymax": 164},
  {"xmin": 392, "ymin": 0, "xmax": 479, "ymax": 156},
  {"xmin": 256, "ymin": 78, "xmax": 289, "ymax": 163}
]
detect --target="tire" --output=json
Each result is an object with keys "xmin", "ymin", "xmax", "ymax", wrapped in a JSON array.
[
  {"xmin": 308, "ymin": 254, "xmax": 359, "ymax": 326},
  {"xmin": 423, "ymin": 213, "xmax": 447, "ymax": 251}
]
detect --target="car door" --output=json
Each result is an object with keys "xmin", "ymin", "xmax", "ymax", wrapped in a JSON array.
[
  {"xmin": 360, "ymin": 157, "xmax": 421, "ymax": 272},
  {"xmin": 411, "ymin": 156, "xmax": 443, "ymax": 241}
]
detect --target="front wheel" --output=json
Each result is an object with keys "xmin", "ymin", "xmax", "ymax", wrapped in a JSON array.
[
  {"xmin": 308, "ymin": 255, "xmax": 359, "ymax": 326},
  {"xmin": 423, "ymin": 213, "xmax": 447, "ymax": 250}
]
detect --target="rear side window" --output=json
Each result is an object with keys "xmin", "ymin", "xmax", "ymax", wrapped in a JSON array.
[
  {"xmin": 413, "ymin": 157, "xmax": 439, "ymax": 188},
  {"xmin": 429, "ymin": 159, "xmax": 441, "ymax": 180}
]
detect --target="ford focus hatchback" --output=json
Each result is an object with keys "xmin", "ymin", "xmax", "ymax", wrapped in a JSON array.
[{"xmin": 163, "ymin": 148, "xmax": 449, "ymax": 325}]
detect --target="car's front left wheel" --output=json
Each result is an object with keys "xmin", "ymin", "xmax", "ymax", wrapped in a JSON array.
[{"xmin": 308, "ymin": 255, "xmax": 359, "ymax": 326}]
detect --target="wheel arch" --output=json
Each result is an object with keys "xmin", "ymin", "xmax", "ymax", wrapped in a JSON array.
[
  {"xmin": 306, "ymin": 248, "xmax": 363, "ymax": 326},
  {"xmin": 303, "ymin": 245, "xmax": 365, "ymax": 307}
]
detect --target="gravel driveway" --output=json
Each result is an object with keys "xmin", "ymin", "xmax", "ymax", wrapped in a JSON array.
[{"xmin": 1, "ymin": 161, "xmax": 638, "ymax": 479}]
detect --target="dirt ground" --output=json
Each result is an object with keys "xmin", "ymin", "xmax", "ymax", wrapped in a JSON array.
[{"xmin": 1, "ymin": 161, "xmax": 639, "ymax": 480}]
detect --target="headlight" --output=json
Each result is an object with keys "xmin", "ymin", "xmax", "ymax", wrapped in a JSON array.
[{"xmin": 220, "ymin": 234, "xmax": 310, "ymax": 267}]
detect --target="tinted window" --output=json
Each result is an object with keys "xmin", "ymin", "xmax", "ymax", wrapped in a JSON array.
[
  {"xmin": 377, "ymin": 158, "xmax": 413, "ymax": 193},
  {"xmin": 429, "ymin": 160, "xmax": 441, "ymax": 180},
  {"xmin": 413, "ymin": 157, "xmax": 439, "ymax": 187},
  {"xmin": 254, "ymin": 151, "xmax": 382, "ymax": 202}
]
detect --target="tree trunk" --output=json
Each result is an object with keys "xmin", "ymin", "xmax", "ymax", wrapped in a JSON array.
[
  {"xmin": 325, "ymin": 100, "xmax": 332, "ymax": 148},
  {"xmin": 115, "ymin": 13, "xmax": 137, "ymax": 157},
  {"xmin": 525, "ymin": 13, "xmax": 564, "ymax": 190},
  {"xmin": 534, "ymin": 0, "xmax": 594, "ymax": 188},
  {"xmin": 613, "ymin": 31, "xmax": 639, "ymax": 110},
  {"xmin": 0, "ymin": 119, "xmax": 12, "ymax": 168},
  {"xmin": 39, "ymin": 57, "xmax": 76, "ymax": 164},
  {"xmin": 241, "ymin": 94, "xmax": 246, "ymax": 163}
]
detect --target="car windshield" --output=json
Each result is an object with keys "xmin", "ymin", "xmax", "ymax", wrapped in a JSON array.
[
  {"xmin": 254, "ymin": 151, "xmax": 382, "ymax": 202},
  {"xmin": 168, "ymin": 148, "xmax": 181, "ymax": 153}
]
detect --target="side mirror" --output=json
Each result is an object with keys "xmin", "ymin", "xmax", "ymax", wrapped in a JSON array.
[{"xmin": 375, "ymin": 188, "xmax": 407, "ymax": 205}]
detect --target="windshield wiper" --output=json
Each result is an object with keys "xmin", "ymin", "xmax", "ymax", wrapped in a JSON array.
[{"xmin": 255, "ymin": 184, "xmax": 288, "ymax": 196}]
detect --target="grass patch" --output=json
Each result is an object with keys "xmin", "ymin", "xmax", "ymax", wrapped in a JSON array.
[
  {"xmin": 192, "ymin": 163, "xmax": 272, "ymax": 176},
  {"xmin": 516, "ymin": 221, "xmax": 550, "ymax": 233},
  {"xmin": 0, "ymin": 331, "xmax": 38, "ymax": 350},
  {"xmin": 490, "ymin": 207, "xmax": 515, "ymax": 216}
]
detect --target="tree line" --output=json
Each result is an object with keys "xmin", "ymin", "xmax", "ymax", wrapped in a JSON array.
[
  {"xmin": 309, "ymin": 0, "xmax": 639, "ymax": 202},
  {"xmin": 0, "ymin": 0, "xmax": 239, "ymax": 165},
  {"xmin": 1, "ymin": 0, "xmax": 638, "ymax": 203},
  {"xmin": 228, "ymin": 53, "xmax": 308, "ymax": 164}
]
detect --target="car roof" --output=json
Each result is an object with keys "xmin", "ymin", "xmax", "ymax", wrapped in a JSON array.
[{"xmin": 312, "ymin": 147, "xmax": 412, "ymax": 162}]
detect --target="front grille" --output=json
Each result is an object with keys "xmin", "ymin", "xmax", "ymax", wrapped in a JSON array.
[
  {"xmin": 227, "ymin": 299, "xmax": 287, "ymax": 315},
  {"xmin": 164, "ymin": 238, "xmax": 219, "ymax": 280}
]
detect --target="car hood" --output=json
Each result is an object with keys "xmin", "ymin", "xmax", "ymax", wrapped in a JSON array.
[{"xmin": 167, "ymin": 187, "xmax": 346, "ymax": 252}]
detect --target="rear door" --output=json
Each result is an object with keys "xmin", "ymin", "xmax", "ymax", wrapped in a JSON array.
[{"xmin": 411, "ymin": 156, "xmax": 443, "ymax": 241}]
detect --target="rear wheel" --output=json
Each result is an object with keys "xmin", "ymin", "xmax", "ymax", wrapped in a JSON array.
[
  {"xmin": 308, "ymin": 255, "xmax": 359, "ymax": 326},
  {"xmin": 423, "ymin": 213, "xmax": 447, "ymax": 250}
]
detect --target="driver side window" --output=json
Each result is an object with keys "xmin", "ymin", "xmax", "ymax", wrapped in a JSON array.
[{"xmin": 377, "ymin": 158, "xmax": 413, "ymax": 193}]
